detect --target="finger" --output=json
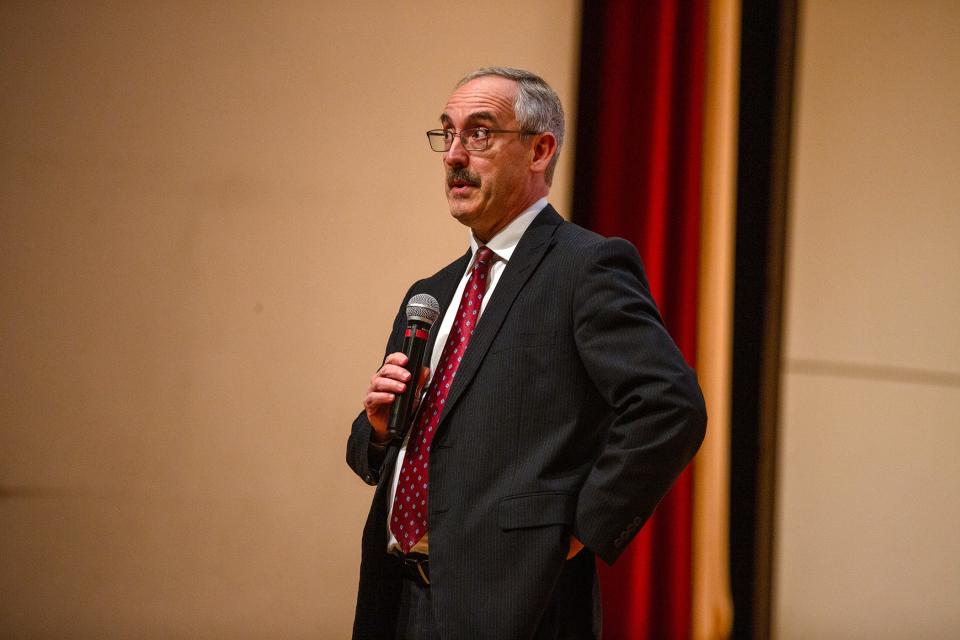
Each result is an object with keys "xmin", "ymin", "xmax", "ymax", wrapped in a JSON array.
[
  {"xmin": 376, "ymin": 364, "xmax": 412, "ymax": 382},
  {"xmin": 363, "ymin": 391, "xmax": 397, "ymax": 410},
  {"xmin": 383, "ymin": 352, "xmax": 409, "ymax": 367},
  {"xmin": 369, "ymin": 377, "xmax": 407, "ymax": 395},
  {"xmin": 416, "ymin": 366, "xmax": 430, "ymax": 391}
]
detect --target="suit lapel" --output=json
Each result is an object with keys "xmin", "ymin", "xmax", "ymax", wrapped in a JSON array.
[{"xmin": 437, "ymin": 206, "xmax": 563, "ymax": 430}]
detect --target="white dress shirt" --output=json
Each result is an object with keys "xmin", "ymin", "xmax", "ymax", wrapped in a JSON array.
[{"xmin": 386, "ymin": 197, "xmax": 549, "ymax": 554}]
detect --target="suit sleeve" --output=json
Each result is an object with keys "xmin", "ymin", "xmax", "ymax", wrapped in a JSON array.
[
  {"xmin": 571, "ymin": 238, "xmax": 707, "ymax": 566},
  {"xmin": 345, "ymin": 286, "xmax": 414, "ymax": 487}
]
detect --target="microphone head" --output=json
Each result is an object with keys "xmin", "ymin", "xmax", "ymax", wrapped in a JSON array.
[{"xmin": 406, "ymin": 293, "xmax": 440, "ymax": 326}]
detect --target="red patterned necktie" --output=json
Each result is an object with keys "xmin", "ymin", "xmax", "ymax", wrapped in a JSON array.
[{"xmin": 390, "ymin": 246, "xmax": 496, "ymax": 553}]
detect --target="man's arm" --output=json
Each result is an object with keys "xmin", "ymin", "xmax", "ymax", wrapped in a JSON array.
[
  {"xmin": 346, "ymin": 285, "xmax": 433, "ymax": 486},
  {"xmin": 571, "ymin": 238, "xmax": 707, "ymax": 566},
  {"xmin": 346, "ymin": 411, "xmax": 387, "ymax": 487},
  {"xmin": 345, "ymin": 289, "xmax": 411, "ymax": 486}
]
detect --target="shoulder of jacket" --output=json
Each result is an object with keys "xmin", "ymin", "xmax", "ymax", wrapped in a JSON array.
[
  {"xmin": 552, "ymin": 219, "xmax": 605, "ymax": 248},
  {"xmin": 552, "ymin": 220, "xmax": 640, "ymax": 257}
]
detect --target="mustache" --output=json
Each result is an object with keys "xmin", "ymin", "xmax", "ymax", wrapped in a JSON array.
[{"xmin": 447, "ymin": 167, "xmax": 481, "ymax": 188}]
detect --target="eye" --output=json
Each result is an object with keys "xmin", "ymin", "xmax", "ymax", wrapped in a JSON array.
[{"xmin": 467, "ymin": 127, "xmax": 490, "ymax": 141}]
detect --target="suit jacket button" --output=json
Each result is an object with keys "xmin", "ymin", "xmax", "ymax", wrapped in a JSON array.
[{"xmin": 632, "ymin": 516, "xmax": 642, "ymax": 526}]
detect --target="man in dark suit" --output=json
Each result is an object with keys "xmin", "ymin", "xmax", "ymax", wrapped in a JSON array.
[{"xmin": 347, "ymin": 67, "xmax": 706, "ymax": 639}]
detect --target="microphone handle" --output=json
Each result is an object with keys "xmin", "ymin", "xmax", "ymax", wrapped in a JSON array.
[{"xmin": 386, "ymin": 319, "xmax": 431, "ymax": 443}]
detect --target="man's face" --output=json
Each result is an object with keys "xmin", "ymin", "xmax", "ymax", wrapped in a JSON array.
[{"xmin": 440, "ymin": 76, "xmax": 536, "ymax": 242}]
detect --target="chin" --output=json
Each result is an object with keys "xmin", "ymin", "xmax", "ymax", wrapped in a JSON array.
[
  {"xmin": 447, "ymin": 200, "xmax": 477, "ymax": 222},
  {"xmin": 448, "ymin": 210, "xmax": 475, "ymax": 228}
]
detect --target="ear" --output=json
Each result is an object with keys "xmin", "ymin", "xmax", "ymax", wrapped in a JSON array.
[{"xmin": 528, "ymin": 132, "xmax": 558, "ymax": 175}]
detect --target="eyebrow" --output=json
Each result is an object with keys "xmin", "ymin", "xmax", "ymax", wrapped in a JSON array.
[{"xmin": 439, "ymin": 110, "xmax": 500, "ymax": 127}]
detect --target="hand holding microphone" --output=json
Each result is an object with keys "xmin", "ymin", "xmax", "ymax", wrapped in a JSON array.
[{"xmin": 363, "ymin": 294, "xmax": 440, "ymax": 444}]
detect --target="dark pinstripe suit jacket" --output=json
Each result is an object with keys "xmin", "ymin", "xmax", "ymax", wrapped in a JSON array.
[{"xmin": 346, "ymin": 206, "xmax": 706, "ymax": 639}]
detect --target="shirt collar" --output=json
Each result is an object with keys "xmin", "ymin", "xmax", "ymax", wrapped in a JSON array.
[{"xmin": 468, "ymin": 197, "xmax": 549, "ymax": 264}]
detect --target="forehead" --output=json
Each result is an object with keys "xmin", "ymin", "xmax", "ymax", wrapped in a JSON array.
[{"xmin": 441, "ymin": 76, "xmax": 518, "ymax": 125}]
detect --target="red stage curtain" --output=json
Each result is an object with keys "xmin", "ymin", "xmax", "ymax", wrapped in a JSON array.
[{"xmin": 573, "ymin": 1, "xmax": 708, "ymax": 637}]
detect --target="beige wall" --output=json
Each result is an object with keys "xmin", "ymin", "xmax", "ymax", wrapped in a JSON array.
[
  {"xmin": 0, "ymin": 2, "xmax": 579, "ymax": 636},
  {"xmin": 775, "ymin": 1, "xmax": 960, "ymax": 637}
]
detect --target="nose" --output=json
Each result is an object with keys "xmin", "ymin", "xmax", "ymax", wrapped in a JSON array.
[{"xmin": 444, "ymin": 133, "xmax": 470, "ymax": 167}]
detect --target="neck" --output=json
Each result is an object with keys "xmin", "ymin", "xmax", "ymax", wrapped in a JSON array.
[{"xmin": 473, "ymin": 187, "xmax": 548, "ymax": 244}]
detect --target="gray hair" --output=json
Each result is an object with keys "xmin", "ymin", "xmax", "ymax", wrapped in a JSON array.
[{"xmin": 455, "ymin": 67, "xmax": 565, "ymax": 185}]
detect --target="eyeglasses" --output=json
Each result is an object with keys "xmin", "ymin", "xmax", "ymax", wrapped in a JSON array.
[{"xmin": 426, "ymin": 127, "xmax": 538, "ymax": 152}]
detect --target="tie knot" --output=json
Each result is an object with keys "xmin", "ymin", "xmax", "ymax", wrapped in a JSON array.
[{"xmin": 474, "ymin": 246, "xmax": 495, "ymax": 268}]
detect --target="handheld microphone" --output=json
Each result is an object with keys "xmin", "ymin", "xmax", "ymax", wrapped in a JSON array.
[{"xmin": 387, "ymin": 293, "xmax": 441, "ymax": 443}]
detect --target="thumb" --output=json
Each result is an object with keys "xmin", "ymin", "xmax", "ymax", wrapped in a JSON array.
[{"xmin": 417, "ymin": 366, "xmax": 430, "ymax": 393}]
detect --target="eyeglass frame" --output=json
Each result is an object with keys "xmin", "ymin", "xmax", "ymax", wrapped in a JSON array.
[{"xmin": 425, "ymin": 127, "xmax": 540, "ymax": 152}]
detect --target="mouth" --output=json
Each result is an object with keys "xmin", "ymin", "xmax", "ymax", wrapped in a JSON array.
[
  {"xmin": 447, "ymin": 169, "xmax": 480, "ymax": 196},
  {"xmin": 448, "ymin": 181, "xmax": 474, "ymax": 196}
]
